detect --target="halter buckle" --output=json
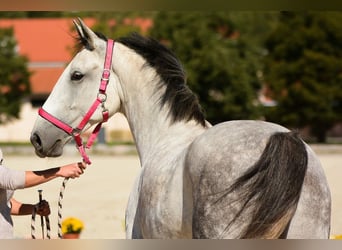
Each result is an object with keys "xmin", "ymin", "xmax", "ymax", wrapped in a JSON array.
[
  {"xmin": 97, "ymin": 92, "xmax": 107, "ymax": 102},
  {"xmin": 101, "ymin": 69, "xmax": 111, "ymax": 81}
]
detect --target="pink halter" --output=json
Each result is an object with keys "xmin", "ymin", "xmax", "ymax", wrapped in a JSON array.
[{"xmin": 38, "ymin": 39, "xmax": 115, "ymax": 164}]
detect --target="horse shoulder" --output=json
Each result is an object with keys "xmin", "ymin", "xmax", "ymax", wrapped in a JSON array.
[{"xmin": 130, "ymin": 148, "xmax": 195, "ymax": 238}]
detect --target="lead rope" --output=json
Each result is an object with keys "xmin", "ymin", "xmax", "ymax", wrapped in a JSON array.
[
  {"xmin": 31, "ymin": 178, "xmax": 68, "ymax": 239},
  {"xmin": 45, "ymin": 215, "xmax": 51, "ymax": 239},
  {"xmin": 57, "ymin": 177, "xmax": 69, "ymax": 238},
  {"xmin": 31, "ymin": 203, "xmax": 51, "ymax": 239},
  {"xmin": 30, "ymin": 207, "xmax": 37, "ymax": 239}
]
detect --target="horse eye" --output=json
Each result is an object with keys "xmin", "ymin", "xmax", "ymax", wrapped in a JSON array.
[{"xmin": 71, "ymin": 71, "xmax": 84, "ymax": 81}]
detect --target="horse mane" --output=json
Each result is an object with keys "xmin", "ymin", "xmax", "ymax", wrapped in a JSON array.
[{"xmin": 117, "ymin": 33, "xmax": 206, "ymax": 127}]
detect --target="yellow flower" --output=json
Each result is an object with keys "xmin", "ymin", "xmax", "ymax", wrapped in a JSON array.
[
  {"xmin": 331, "ymin": 234, "xmax": 342, "ymax": 239},
  {"xmin": 61, "ymin": 217, "xmax": 84, "ymax": 234}
]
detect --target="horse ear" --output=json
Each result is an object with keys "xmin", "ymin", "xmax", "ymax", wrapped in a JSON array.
[{"xmin": 73, "ymin": 18, "xmax": 97, "ymax": 51}]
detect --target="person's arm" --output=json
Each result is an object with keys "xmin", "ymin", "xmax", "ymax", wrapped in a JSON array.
[
  {"xmin": 10, "ymin": 198, "xmax": 34, "ymax": 215},
  {"xmin": 24, "ymin": 162, "xmax": 86, "ymax": 188},
  {"xmin": 10, "ymin": 198, "xmax": 50, "ymax": 216}
]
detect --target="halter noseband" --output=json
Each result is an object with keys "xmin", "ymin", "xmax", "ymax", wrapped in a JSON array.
[{"xmin": 38, "ymin": 39, "xmax": 115, "ymax": 164}]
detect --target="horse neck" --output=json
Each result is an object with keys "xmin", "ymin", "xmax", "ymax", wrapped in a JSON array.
[
  {"xmin": 113, "ymin": 44, "xmax": 206, "ymax": 165},
  {"xmin": 123, "ymin": 84, "xmax": 206, "ymax": 165}
]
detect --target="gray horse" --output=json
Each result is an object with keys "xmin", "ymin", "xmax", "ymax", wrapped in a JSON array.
[{"xmin": 30, "ymin": 19, "xmax": 331, "ymax": 239}]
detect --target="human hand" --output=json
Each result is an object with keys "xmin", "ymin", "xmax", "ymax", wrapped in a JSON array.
[
  {"xmin": 57, "ymin": 162, "xmax": 87, "ymax": 179},
  {"xmin": 35, "ymin": 200, "xmax": 51, "ymax": 216}
]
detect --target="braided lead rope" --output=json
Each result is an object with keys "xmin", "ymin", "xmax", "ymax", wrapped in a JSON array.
[
  {"xmin": 31, "ymin": 207, "xmax": 37, "ymax": 239},
  {"xmin": 31, "ymin": 207, "xmax": 51, "ymax": 239},
  {"xmin": 58, "ymin": 177, "xmax": 69, "ymax": 238},
  {"xmin": 31, "ymin": 177, "xmax": 69, "ymax": 239},
  {"xmin": 45, "ymin": 215, "xmax": 51, "ymax": 239}
]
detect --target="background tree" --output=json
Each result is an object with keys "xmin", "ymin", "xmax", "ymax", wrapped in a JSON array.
[
  {"xmin": 149, "ymin": 11, "xmax": 276, "ymax": 123},
  {"xmin": 91, "ymin": 12, "xmax": 155, "ymax": 39},
  {"xmin": 0, "ymin": 27, "xmax": 31, "ymax": 124},
  {"xmin": 263, "ymin": 11, "xmax": 342, "ymax": 142}
]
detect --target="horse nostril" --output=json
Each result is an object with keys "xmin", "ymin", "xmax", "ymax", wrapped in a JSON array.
[{"xmin": 30, "ymin": 133, "xmax": 42, "ymax": 148}]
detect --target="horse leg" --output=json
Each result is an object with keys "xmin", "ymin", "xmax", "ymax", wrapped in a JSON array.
[{"xmin": 284, "ymin": 146, "xmax": 331, "ymax": 239}]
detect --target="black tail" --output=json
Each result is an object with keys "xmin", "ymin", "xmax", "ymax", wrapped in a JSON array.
[{"xmin": 224, "ymin": 131, "xmax": 308, "ymax": 238}]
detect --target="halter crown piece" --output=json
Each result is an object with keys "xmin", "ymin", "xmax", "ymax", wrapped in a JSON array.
[{"xmin": 38, "ymin": 39, "xmax": 115, "ymax": 164}]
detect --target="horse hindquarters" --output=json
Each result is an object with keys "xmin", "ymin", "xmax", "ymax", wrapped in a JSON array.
[
  {"xmin": 232, "ymin": 131, "xmax": 331, "ymax": 239},
  {"xmin": 285, "ymin": 145, "xmax": 331, "ymax": 239},
  {"xmin": 226, "ymin": 131, "xmax": 308, "ymax": 238},
  {"xmin": 186, "ymin": 121, "xmax": 327, "ymax": 238}
]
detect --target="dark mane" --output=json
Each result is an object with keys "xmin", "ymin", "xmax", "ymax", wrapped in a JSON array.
[{"xmin": 117, "ymin": 33, "xmax": 206, "ymax": 127}]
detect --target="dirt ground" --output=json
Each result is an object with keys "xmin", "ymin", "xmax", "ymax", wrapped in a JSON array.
[{"xmin": 4, "ymin": 145, "xmax": 342, "ymax": 239}]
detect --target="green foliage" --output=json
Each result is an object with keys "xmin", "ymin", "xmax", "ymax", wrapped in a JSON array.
[
  {"xmin": 263, "ymin": 11, "xmax": 342, "ymax": 142},
  {"xmin": 0, "ymin": 27, "xmax": 31, "ymax": 124},
  {"xmin": 0, "ymin": 11, "xmax": 66, "ymax": 18},
  {"xmin": 149, "ymin": 12, "xmax": 273, "ymax": 123},
  {"xmin": 91, "ymin": 12, "xmax": 156, "ymax": 39}
]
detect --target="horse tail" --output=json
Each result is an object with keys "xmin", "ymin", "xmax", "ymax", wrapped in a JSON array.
[{"xmin": 227, "ymin": 131, "xmax": 308, "ymax": 238}]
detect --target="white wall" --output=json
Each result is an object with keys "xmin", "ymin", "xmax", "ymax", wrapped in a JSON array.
[{"xmin": 0, "ymin": 102, "xmax": 36, "ymax": 142}]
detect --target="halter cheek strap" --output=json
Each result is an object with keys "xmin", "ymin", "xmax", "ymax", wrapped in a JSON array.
[{"xmin": 38, "ymin": 39, "xmax": 115, "ymax": 164}]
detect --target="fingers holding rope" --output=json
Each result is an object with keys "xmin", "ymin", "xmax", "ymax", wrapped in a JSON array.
[
  {"xmin": 31, "ymin": 208, "xmax": 51, "ymax": 239},
  {"xmin": 75, "ymin": 161, "xmax": 86, "ymax": 176},
  {"xmin": 32, "ymin": 161, "xmax": 87, "ymax": 239},
  {"xmin": 57, "ymin": 161, "xmax": 87, "ymax": 179},
  {"xmin": 31, "ymin": 190, "xmax": 51, "ymax": 239},
  {"xmin": 35, "ymin": 199, "xmax": 51, "ymax": 216}
]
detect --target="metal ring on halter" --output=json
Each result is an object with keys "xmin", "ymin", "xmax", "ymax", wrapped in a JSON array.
[
  {"xmin": 97, "ymin": 92, "xmax": 107, "ymax": 102},
  {"xmin": 71, "ymin": 128, "xmax": 82, "ymax": 137}
]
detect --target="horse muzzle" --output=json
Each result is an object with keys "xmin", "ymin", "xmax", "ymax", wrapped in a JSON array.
[{"xmin": 30, "ymin": 131, "xmax": 64, "ymax": 158}]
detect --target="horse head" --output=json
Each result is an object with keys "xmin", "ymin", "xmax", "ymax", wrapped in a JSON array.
[{"xmin": 30, "ymin": 18, "xmax": 123, "ymax": 158}]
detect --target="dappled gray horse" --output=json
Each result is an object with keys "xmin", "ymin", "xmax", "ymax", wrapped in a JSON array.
[{"xmin": 30, "ymin": 18, "xmax": 331, "ymax": 238}]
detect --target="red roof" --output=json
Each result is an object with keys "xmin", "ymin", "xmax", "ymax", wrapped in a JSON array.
[
  {"xmin": 30, "ymin": 67, "xmax": 64, "ymax": 94},
  {"xmin": 0, "ymin": 18, "xmax": 96, "ymax": 62},
  {"xmin": 0, "ymin": 18, "xmax": 96, "ymax": 95}
]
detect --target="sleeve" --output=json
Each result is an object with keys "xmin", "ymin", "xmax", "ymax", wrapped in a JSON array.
[{"xmin": 0, "ymin": 165, "xmax": 26, "ymax": 190}]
